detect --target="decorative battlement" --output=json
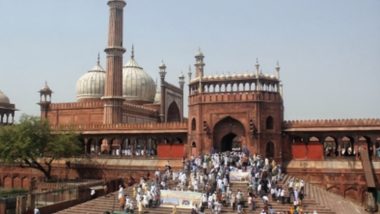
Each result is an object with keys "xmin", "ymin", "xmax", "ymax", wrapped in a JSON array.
[
  {"xmin": 191, "ymin": 72, "xmax": 278, "ymax": 84},
  {"xmin": 50, "ymin": 101, "xmax": 104, "ymax": 109},
  {"xmin": 50, "ymin": 100, "xmax": 157, "ymax": 113},
  {"xmin": 52, "ymin": 121, "xmax": 187, "ymax": 133},
  {"xmin": 189, "ymin": 91, "xmax": 282, "ymax": 105},
  {"xmin": 189, "ymin": 71, "xmax": 281, "ymax": 96},
  {"xmin": 284, "ymin": 118, "xmax": 380, "ymax": 129},
  {"xmin": 123, "ymin": 102, "xmax": 157, "ymax": 113}
]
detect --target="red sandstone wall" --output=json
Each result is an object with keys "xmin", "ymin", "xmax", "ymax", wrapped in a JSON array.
[
  {"xmin": 188, "ymin": 91, "xmax": 283, "ymax": 159},
  {"xmin": 286, "ymin": 161, "xmax": 374, "ymax": 204},
  {"xmin": 48, "ymin": 107, "xmax": 104, "ymax": 125}
]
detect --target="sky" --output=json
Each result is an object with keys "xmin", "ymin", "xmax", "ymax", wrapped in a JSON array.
[{"xmin": 0, "ymin": 0, "xmax": 379, "ymax": 121}]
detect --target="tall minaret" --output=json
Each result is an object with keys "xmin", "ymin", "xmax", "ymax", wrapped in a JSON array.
[
  {"xmin": 194, "ymin": 48, "xmax": 205, "ymax": 78},
  {"xmin": 103, "ymin": 0, "xmax": 126, "ymax": 124}
]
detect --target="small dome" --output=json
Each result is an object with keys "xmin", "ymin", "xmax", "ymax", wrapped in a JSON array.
[
  {"xmin": 76, "ymin": 57, "xmax": 106, "ymax": 101},
  {"xmin": 122, "ymin": 47, "xmax": 156, "ymax": 103},
  {"xmin": 154, "ymin": 83, "xmax": 160, "ymax": 104},
  {"xmin": 39, "ymin": 81, "xmax": 52, "ymax": 94},
  {"xmin": 0, "ymin": 90, "xmax": 10, "ymax": 104}
]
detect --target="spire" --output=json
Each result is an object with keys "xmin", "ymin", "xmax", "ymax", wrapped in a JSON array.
[
  {"xmin": 196, "ymin": 47, "xmax": 204, "ymax": 57},
  {"xmin": 255, "ymin": 58, "xmax": 260, "ymax": 75},
  {"xmin": 275, "ymin": 60, "xmax": 280, "ymax": 79},
  {"xmin": 188, "ymin": 65, "xmax": 192, "ymax": 81},
  {"xmin": 159, "ymin": 60, "xmax": 167, "ymax": 81},
  {"xmin": 40, "ymin": 81, "xmax": 52, "ymax": 94},
  {"xmin": 97, "ymin": 53, "xmax": 100, "ymax": 65},
  {"xmin": 159, "ymin": 60, "xmax": 166, "ymax": 70},
  {"xmin": 131, "ymin": 44, "xmax": 135, "ymax": 59},
  {"xmin": 255, "ymin": 58, "xmax": 260, "ymax": 91},
  {"xmin": 179, "ymin": 71, "xmax": 185, "ymax": 90}
]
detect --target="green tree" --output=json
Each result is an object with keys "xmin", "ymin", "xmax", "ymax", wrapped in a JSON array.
[{"xmin": 0, "ymin": 115, "xmax": 81, "ymax": 180}]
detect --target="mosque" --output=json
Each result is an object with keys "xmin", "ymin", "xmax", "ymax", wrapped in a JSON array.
[{"xmin": 1, "ymin": 0, "xmax": 379, "ymax": 205}]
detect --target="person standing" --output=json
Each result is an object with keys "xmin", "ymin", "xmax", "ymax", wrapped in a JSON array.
[{"xmin": 118, "ymin": 185, "xmax": 125, "ymax": 210}]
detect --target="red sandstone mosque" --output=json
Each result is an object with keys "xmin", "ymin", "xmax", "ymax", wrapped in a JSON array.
[{"xmin": 1, "ymin": 0, "xmax": 380, "ymax": 206}]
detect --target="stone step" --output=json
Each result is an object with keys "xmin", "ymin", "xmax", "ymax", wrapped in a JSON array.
[{"xmin": 57, "ymin": 173, "xmax": 360, "ymax": 214}]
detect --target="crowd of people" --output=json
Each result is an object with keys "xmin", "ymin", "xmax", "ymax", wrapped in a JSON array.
[{"xmin": 115, "ymin": 150, "xmax": 315, "ymax": 214}]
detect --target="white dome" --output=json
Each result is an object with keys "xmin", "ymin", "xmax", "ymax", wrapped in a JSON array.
[
  {"xmin": 154, "ymin": 84, "xmax": 161, "ymax": 104},
  {"xmin": 122, "ymin": 51, "xmax": 156, "ymax": 103},
  {"xmin": 0, "ymin": 90, "xmax": 10, "ymax": 104},
  {"xmin": 76, "ymin": 61, "xmax": 106, "ymax": 101}
]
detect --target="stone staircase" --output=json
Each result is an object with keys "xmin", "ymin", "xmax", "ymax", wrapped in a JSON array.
[
  {"xmin": 304, "ymin": 181, "xmax": 364, "ymax": 214},
  {"xmin": 56, "ymin": 174, "xmax": 365, "ymax": 214},
  {"xmin": 227, "ymin": 176, "xmax": 335, "ymax": 214}
]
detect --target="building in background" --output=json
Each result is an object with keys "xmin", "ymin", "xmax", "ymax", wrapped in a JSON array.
[{"xmin": 0, "ymin": 90, "xmax": 16, "ymax": 125}]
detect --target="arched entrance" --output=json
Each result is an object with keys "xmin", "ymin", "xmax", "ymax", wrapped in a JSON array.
[
  {"xmin": 266, "ymin": 141, "xmax": 275, "ymax": 158},
  {"xmin": 220, "ymin": 133, "xmax": 243, "ymax": 152},
  {"xmin": 213, "ymin": 117, "xmax": 245, "ymax": 152},
  {"xmin": 221, "ymin": 133, "xmax": 236, "ymax": 152},
  {"xmin": 167, "ymin": 102, "xmax": 181, "ymax": 122}
]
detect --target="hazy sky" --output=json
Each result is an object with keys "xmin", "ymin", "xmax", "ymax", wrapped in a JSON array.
[{"xmin": 0, "ymin": 0, "xmax": 379, "ymax": 121}]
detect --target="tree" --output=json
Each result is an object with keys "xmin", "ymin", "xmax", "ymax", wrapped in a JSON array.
[{"xmin": 0, "ymin": 115, "xmax": 81, "ymax": 180}]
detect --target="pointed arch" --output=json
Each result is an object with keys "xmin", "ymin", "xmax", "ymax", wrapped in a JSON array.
[
  {"xmin": 266, "ymin": 116, "xmax": 274, "ymax": 130},
  {"xmin": 213, "ymin": 116, "xmax": 245, "ymax": 152},
  {"xmin": 191, "ymin": 118, "xmax": 196, "ymax": 131},
  {"xmin": 266, "ymin": 141, "xmax": 275, "ymax": 158},
  {"xmin": 323, "ymin": 136, "xmax": 337, "ymax": 157},
  {"xmin": 341, "ymin": 136, "xmax": 354, "ymax": 156},
  {"xmin": 167, "ymin": 101, "xmax": 181, "ymax": 122}
]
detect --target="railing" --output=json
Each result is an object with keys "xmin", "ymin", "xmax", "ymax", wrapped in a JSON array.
[
  {"xmin": 34, "ymin": 187, "xmax": 78, "ymax": 207},
  {"xmin": 51, "ymin": 121, "xmax": 188, "ymax": 132},
  {"xmin": 189, "ymin": 91, "xmax": 281, "ymax": 105},
  {"xmin": 359, "ymin": 149, "xmax": 376, "ymax": 188},
  {"xmin": 284, "ymin": 118, "xmax": 380, "ymax": 129}
]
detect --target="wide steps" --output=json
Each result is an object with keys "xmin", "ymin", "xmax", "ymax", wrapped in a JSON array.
[{"xmin": 56, "ymin": 173, "xmax": 362, "ymax": 214}]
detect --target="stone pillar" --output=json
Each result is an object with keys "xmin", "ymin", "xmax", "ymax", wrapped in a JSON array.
[
  {"xmin": 101, "ymin": 139, "xmax": 110, "ymax": 154},
  {"xmin": 143, "ymin": 137, "xmax": 147, "ymax": 157},
  {"xmin": 84, "ymin": 138, "xmax": 89, "ymax": 155},
  {"xmin": 112, "ymin": 138, "xmax": 122, "ymax": 156},
  {"xmin": 179, "ymin": 74, "xmax": 185, "ymax": 122},
  {"xmin": 337, "ymin": 138, "xmax": 342, "ymax": 157},
  {"xmin": 159, "ymin": 62, "xmax": 167, "ymax": 122},
  {"xmin": 369, "ymin": 136, "xmax": 377, "ymax": 158},
  {"xmin": 103, "ymin": 0, "xmax": 126, "ymax": 124}
]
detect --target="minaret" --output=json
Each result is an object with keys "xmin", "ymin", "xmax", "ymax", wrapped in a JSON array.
[
  {"xmin": 194, "ymin": 48, "xmax": 205, "ymax": 78},
  {"xmin": 187, "ymin": 65, "xmax": 192, "ymax": 82},
  {"xmin": 38, "ymin": 81, "xmax": 52, "ymax": 120},
  {"xmin": 102, "ymin": 0, "xmax": 126, "ymax": 124},
  {"xmin": 275, "ymin": 61, "xmax": 283, "ymax": 96},
  {"xmin": 255, "ymin": 58, "xmax": 261, "ymax": 91},
  {"xmin": 179, "ymin": 72, "xmax": 185, "ymax": 90},
  {"xmin": 159, "ymin": 61, "xmax": 167, "ymax": 122},
  {"xmin": 275, "ymin": 61, "xmax": 280, "ymax": 79}
]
